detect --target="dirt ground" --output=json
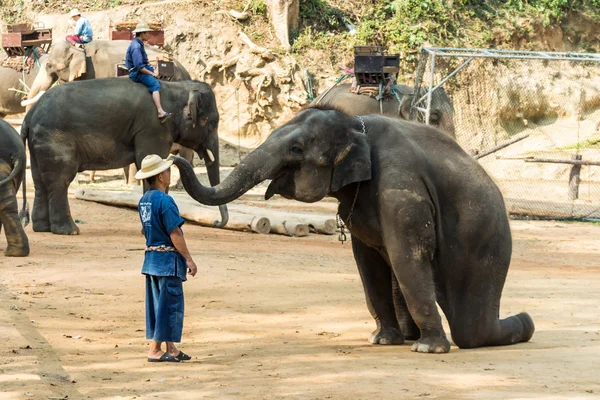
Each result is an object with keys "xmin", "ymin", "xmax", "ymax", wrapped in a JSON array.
[{"xmin": 1, "ymin": 191, "xmax": 600, "ymax": 399}]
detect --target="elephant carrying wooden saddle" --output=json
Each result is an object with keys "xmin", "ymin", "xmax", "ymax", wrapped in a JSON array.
[{"xmin": 312, "ymin": 80, "xmax": 456, "ymax": 139}]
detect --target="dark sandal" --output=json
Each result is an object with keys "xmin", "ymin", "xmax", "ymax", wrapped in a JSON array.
[
  {"xmin": 174, "ymin": 351, "xmax": 191, "ymax": 361},
  {"xmin": 148, "ymin": 352, "xmax": 180, "ymax": 363},
  {"xmin": 158, "ymin": 112, "xmax": 172, "ymax": 124}
]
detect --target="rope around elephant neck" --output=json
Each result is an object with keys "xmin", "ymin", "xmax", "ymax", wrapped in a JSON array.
[{"xmin": 336, "ymin": 115, "xmax": 366, "ymax": 244}]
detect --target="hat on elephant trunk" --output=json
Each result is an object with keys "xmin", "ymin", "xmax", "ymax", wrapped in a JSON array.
[
  {"xmin": 135, "ymin": 154, "xmax": 173, "ymax": 180},
  {"xmin": 133, "ymin": 22, "xmax": 154, "ymax": 34},
  {"xmin": 69, "ymin": 9, "xmax": 81, "ymax": 17}
]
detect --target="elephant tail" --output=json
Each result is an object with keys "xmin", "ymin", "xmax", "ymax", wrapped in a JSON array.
[
  {"xmin": 17, "ymin": 117, "xmax": 31, "ymax": 226},
  {"xmin": 0, "ymin": 151, "xmax": 25, "ymax": 188}
]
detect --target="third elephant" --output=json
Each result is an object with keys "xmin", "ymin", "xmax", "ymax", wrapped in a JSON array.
[{"xmin": 313, "ymin": 83, "xmax": 456, "ymax": 138}]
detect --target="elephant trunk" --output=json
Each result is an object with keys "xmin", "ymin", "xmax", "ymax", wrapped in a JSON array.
[
  {"xmin": 172, "ymin": 143, "xmax": 282, "ymax": 206},
  {"xmin": 22, "ymin": 59, "xmax": 54, "ymax": 108},
  {"xmin": 200, "ymin": 138, "xmax": 229, "ymax": 227}
]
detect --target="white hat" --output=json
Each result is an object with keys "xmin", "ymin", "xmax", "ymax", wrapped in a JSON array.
[
  {"xmin": 135, "ymin": 154, "xmax": 173, "ymax": 180},
  {"xmin": 133, "ymin": 22, "xmax": 154, "ymax": 34},
  {"xmin": 69, "ymin": 9, "xmax": 81, "ymax": 18}
]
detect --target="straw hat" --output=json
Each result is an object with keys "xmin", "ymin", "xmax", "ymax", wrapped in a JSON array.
[
  {"xmin": 69, "ymin": 9, "xmax": 81, "ymax": 18},
  {"xmin": 135, "ymin": 154, "xmax": 173, "ymax": 180},
  {"xmin": 133, "ymin": 22, "xmax": 154, "ymax": 34}
]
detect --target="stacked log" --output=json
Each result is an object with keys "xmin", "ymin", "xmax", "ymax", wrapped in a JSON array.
[{"xmin": 74, "ymin": 189, "xmax": 336, "ymax": 238}]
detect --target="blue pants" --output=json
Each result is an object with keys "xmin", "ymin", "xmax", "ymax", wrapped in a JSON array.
[
  {"xmin": 145, "ymin": 275, "xmax": 184, "ymax": 342},
  {"xmin": 131, "ymin": 71, "xmax": 161, "ymax": 93}
]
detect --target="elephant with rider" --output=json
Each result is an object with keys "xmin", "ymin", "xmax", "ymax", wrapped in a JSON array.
[
  {"xmin": 0, "ymin": 119, "xmax": 29, "ymax": 256},
  {"xmin": 313, "ymin": 83, "xmax": 456, "ymax": 138},
  {"xmin": 23, "ymin": 39, "xmax": 195, "ymax": 184},
  {"xmin": 170, "ymin": 105, "xmax": 534, "ymax": 353},
  {"xmin": 21, "ymin": 78, "xmax": 228, "ymax": 235}
]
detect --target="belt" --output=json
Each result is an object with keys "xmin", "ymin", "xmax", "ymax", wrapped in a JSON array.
[{"xmin": 145, "ymin": 245, "xmax": 178, "ymax": 252}]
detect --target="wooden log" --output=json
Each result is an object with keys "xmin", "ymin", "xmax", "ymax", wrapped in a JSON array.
[
  {"xmin": 74, "ymin": 189, "xmax": 271, "ymax": 234},
  {"xmin": 221, "ymin": 204, "xmax": 336, "ymax": 235},
  {"xmin": 524, "ymin": 157, "xmax": 600, "ymax": 166},
  {"xmin": 4, "ymin": 118, "xmax": 24, "ymax": 126},
  {"xmin": 569, "ymin": 154, "xmax": 583, "ymax": 200},
  {"xmin": 268, "ymin": 217, "xmax": 309, "ymax": 237},
  {"xmin": 475, "ymin": 134, "xmax": 529, "ymax": 160}
]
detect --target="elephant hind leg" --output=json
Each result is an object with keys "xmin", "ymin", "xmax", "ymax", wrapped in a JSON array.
[
  {"xmin": 0, "ymin": 191, "xmax": 30, "ymax": 257},
  {"xmin": 445, "ymin": 265, "xmax": 534, "ymax": 348},
  {"xmin": 30, "ymin": 153, "xmax": 51, "ymax": 232},
  {"xmin": 44, "ymin": 170, "xmax": 80, "ymax": 235}
]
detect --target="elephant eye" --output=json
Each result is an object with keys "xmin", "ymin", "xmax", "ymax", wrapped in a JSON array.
[{"xmin": 290, "ymin": 145, "xmax": 303, "ymax": 155}]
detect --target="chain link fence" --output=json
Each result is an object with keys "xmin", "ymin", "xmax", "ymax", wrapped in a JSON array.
[{"xmin": 411, "ymin": 48, "xmax": 600, "ymax": 220}]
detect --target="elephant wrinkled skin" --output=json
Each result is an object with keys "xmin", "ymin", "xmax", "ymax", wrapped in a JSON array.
[
  {"xmin": 0, "ymin": 119, "xmax": 29, "ymax": 256},
  {"xmin": 22, "ymin": 78, "xmax": 228, "ymax": 235},
  {"xmin": 313, "ymin": 83, "xmax": 456, "ymax": 138},
  {"xmin": 171, "ymin": 106, "xmax": 535, "ymax": 353}
]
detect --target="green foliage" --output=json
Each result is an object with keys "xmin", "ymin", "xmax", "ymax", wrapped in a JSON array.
[
  {"xmin": 289, "ymin": 0, "xmax": 600, "ymax": 73},
  {"xmin": 246, "ymin": 0, "xmax": 267, "ymax": 17}
]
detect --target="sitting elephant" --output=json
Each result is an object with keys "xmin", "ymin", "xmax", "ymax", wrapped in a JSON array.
[
  {"xmin": 171, "ymin": 106, "xmax": 535, "ymax": 353},
  {"xmin": 21, "ymin": 78, "xmax": 228, "ymax": 235},
  {"xmin": 0, "ymin": 119, "xmax": 29, "ymax": 256},
  {"xmin": 313, "ymin": 83, "xmax": 456, "ymax": 138}
]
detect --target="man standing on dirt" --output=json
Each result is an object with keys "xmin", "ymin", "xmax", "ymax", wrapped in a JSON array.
[{"xmin": 136, "ymin": 154, "xmax": 198, "ymax": 363}]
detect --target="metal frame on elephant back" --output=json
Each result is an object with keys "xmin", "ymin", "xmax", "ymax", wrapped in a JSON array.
[
  {"xmin": 2, "ymin": 22, "xmax": 52, "ymax": 57},
  {"xmin": 411, "ymin": 46, "xmax": 600, "ymax": 220}
]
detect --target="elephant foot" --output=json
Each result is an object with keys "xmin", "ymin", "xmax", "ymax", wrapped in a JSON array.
[
  {"xmin": 32, "ymin": 220, "xmax": 51, "ymax": 232},
  {"xmin": 5, "ymin": 245, "xmax": 30, "ymax": 257},
  {"xmin": 51, "ymin": 222, "xmax": 80, "ymax": 235},
  {"xmin": 410, "ymin": 335, "xmax": 451, "ymax": 354},
  {"xmin": 369, "ymin": 326, "xmax": 405, "ymax": 345}
]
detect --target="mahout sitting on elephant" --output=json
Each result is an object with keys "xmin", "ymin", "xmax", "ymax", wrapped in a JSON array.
[
  {"xmin": 21, "ymin": 78, "xmax": 228, "ymax": 235},
  {"xmin": 170, "ymin": 105, "xmax": 535, "ymax": 353},
  {"xmin": 312, "ymin": 83, "xmax": 456, "ymax": 138},
  {"xmin": 0, "ymin": 119, "xmax": 29, "ymax": 256}
]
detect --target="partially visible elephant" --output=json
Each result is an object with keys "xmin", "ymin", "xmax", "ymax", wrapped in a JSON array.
[
  {"xmin": 313, "ymin": 83, "xmax": 456, "ymax": 138},
  {"xmin": 171, "ymin": 106, "xmax": 534, "ymax": 353},
  {"xmin": 268, "ymin": 0, "xmax": 299, "ymax": 49},
  {"xmin": 0, "ymin": 119, "xmax": 29, "ymax": 256},
  {"xmin": 0, "ymin": 54, "xmax": 46, "ymax": 117},
  {"xmin": 21, "ymin": 78, "xmax": 228, "ymax": 235},
  {"xmin": 25, "ymin": 40, "xmax": 191, "ymax": 104}
]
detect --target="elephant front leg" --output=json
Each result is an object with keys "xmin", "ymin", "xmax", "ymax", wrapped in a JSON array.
[
  {"xmin": 392, "ymin": 274, "xmax": 420, "ymax": 341},
  {"xmin": 351, "ymin": 238, "xmax": 405, "ymax": 345},
  {"xmin": 383, "ymin": 202, "xmax": 450, "ymax": 354}
]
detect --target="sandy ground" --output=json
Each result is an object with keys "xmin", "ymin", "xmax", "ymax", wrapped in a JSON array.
[{"xmin": 1, "ymin": 190, "xmax": 600, "ymax": 399}]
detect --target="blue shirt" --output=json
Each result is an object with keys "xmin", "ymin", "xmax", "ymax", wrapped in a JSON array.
[
  {"xmin": 125, "ymin": 37, "xmax": 154, "ymax": 80},
  {"xmin": 138, "ymin": 189, "xmax": 187, "ymax": 281},
  {"xmin": 74, "ymin": 17, "xmax": 93, "ymax": 43}
]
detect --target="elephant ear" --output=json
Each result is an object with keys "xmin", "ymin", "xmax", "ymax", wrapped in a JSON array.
[
  {"xmin": 331, "ymin": 129, "xmax": 372, "ymax": 193},
  {"xmin": 67, "ymin": 50, "xmax": 87, "ymax": 82},
  {"xmin": 186, "ymin": 90, "xmax": 204, "ymax": 128}
]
